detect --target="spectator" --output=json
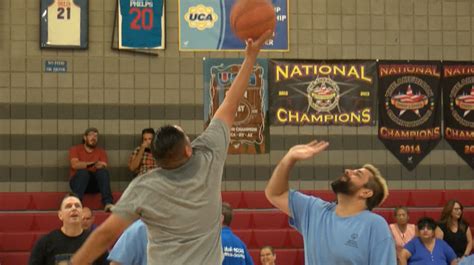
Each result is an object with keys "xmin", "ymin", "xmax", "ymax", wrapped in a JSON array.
[
  {"xmin": 128, "ymin": 128, "xmax": 158, "ymax": 176},
  {"xmin": 82, "ymin": 207, "xmax": 97, "ymax": 231},
  {"xmin": 71, "ymin": 31, "xmax": 273, "ymax": 265},
  {"xmin": 221, "ymin": 202, "xmax": 253, "ymax": 265},
  {"xmin": 69, "ymin": 127, "xmax": 114, "ymax": 212},
  {"xmin": 260, "ymin": 246, "xmax": 276, "ymax": 265},
  {"xmin": 389, "ymin": 207, "xmax": 416, "ymax": 261},
  {"xmin": 400, "ymin": 217, "xmax": 457, "ymax": 265},
  {"xmin": 108, "ymin": 220, "xmax": 147, "ymax": 265},
  {"xmin": 265, "ymin": 140, "xmax": 396, "ymax": 265},
  {"xmin": 436, "ymin": 200, "xmax": 473, "ymax": 259},
  {"xmin": 29, "ymin": 193, "xmax": 108, "ymax": 265}
]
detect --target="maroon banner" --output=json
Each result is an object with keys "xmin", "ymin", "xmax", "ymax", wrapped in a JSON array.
[{"xmin": 378, "ymin": 61, "xmax": 442, "ymax": 171}]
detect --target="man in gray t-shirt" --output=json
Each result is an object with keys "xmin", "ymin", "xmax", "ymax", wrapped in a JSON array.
[{"xmin": 71, "ymin": 30, "xmax": 273, "ymax": 265}]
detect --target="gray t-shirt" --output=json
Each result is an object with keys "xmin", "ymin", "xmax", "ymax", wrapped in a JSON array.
[{"xmin": 112, "ymin": 118, "xmax": 229, "ymax": 265}]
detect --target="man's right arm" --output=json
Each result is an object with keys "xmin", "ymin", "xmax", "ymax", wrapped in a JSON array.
[
  {"xmin": 71, "ymin": 214, "xmax": 133, "ymax": 265},
  {"xmin": 212, "ymin": 31, "xmax": 272, "ymax": 130},
  {"xmin": 265, "ymin": 140, "xmax": 329, "ymax": 216},
  {"xmin": 28, "ymin": 236, "xmax": 46, "ymax": 265},
  {"xmin": 128, "ymin": 147, "xmax": 144, "ymax": 172}
]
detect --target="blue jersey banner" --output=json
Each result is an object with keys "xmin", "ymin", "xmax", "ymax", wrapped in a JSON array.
[
  {"xmin": 119, "ymin": 0, "xmax": 165, "ymax": 49},
  {"xmin": 203, "ymin": 58, "xmax": 269, "ymax": 154},
  {"xmin": 179, "ymin": 0, "xmax": 288, "ymax": 51}
]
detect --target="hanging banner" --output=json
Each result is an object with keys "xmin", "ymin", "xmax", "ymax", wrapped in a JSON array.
[
  {"xmin": 378, "ymin": 61, "xmax": 442, "ymax": 171},
  {"xmin": 118, "ymin": 0, "xmax": 165, "ymax": 49},
  {"xmin": 203, "ymin": 58, "xmax": 269, "ymax": 154},
  {"xmin": 179, "ymin": 0, "xmax": 288, "ymax": 51},
  {"xmin": 268, "ymin": 60, "xmax": 377, "ymax": 126},
  {"xmin": 442, "ymin": 62, "xmax": 474, "ymax": 169},
  {"xmin": 40, "ymin": 0, "xmax": 88, "ymax": 49}
]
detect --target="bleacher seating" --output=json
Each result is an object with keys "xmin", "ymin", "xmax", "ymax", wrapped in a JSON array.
[{"xmin": 1, "ymin": 190, "xmax": 474, "ymax": 265}]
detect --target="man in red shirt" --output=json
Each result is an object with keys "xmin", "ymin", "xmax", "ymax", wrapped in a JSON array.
[{"xmin": 69, "ymin": 128, "xmax": 114, "ymax": 211}]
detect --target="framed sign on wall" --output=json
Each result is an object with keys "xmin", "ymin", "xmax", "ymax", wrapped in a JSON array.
[{"xmin": 40, "ymin": 0, "xmax": 88, "ymax": 49}]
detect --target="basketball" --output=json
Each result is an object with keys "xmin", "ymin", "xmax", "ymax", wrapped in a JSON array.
[{"xmin": 230, "ymin": 0, "xmax": 276, "ymax": 41}]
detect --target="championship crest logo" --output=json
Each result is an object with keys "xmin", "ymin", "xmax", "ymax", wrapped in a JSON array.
[
  {"xmin": 385, "ymin": 76, "xmax": 435, "ymax": 128},
  {"xmin": 450, "ymin": 80, "xmax": 474, "ymax": 128},
  {"xmin": 306, "ymin": 77, "xmax": 340, "ymax": 113}
]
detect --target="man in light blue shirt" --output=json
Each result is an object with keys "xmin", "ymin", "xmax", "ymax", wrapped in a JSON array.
[
  {"xmin": 108, "ymin": 220, "xmax": 147, "ymax": 265},
  {"xmin": 265, "ymin": 140, "xmax": 397, "ymax": 265}
]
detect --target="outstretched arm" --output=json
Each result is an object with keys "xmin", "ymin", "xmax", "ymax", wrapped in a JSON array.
[
  {"xmin": 71, "ymin": 214, "xmax": 134, "ymax": 265},
  {"xmin": 213, "ymin": 31, "xmax": 273, "ymax": 129},
  {"xmin": 265, "ymin": 140, "xmax": 329, "ymax": 216}
]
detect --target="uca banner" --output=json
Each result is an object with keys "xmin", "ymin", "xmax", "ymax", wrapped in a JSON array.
[
  {"xmin": 378, "ymin": 61, "xmax": 442, "ymax": 171},
  {"xmin": 268, "ymin": 60, "xmax": 377, "ymax": 126},
  {"xmin": 442, "ymin": 62, "xmax": 474, "ymax": 169},
  {"xmin": 203, "ymin": 58, "xmax": 269, "ymax": 154},
  {"xmin": 179, "ymin": 0, "xmax": 288, "ymax": 51}
]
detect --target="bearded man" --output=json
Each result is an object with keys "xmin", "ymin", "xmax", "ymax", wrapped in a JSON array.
[
  {"xmin": 69, "ymin": 127, "xmax": 114, "ymax": 212},
  {"xmin": 265, "ymin": 140, "xmax": 397, "ymax": 265}
]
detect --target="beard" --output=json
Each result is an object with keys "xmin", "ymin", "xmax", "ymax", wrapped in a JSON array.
[
  {"xmin": 85, "ymin": 141, "xmax": 97, "ymax": 148},
  {"xmin": 331, "ymin": 175, "xmax": 356, "ymax": 195}
]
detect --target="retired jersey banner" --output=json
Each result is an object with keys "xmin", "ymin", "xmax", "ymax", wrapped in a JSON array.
[
  {"xmin": 40, "ymin": 0, "xmax": 88, "ymax": 49},
  {"xmin": 203, "ymin": 58, "xmax": 268, "ymax": 154},
  {"xmin": 268, "ymin": 60, "xmax": 377, "ymax": 126},
  {"xmin": 179, "ymin": 0, "xmax": 288, "ymax": 51},
  {"xmin": 443, "ymin": 62, "xmax": 474, "ymax": 169},
  {"xmin": 118, "ymin": 0, "xmax": 165, "ymax": 49},
  {"xmin": 378, "ymin": 61, "xmax": 442, "ymax": 171}
]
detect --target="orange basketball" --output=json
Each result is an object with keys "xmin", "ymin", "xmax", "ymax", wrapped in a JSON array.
[{"xmin": 230, "ymin": 0, "xmax": 276, "ymax": 41}]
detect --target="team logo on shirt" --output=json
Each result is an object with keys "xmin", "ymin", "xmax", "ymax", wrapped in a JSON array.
[{"xmin": 344, "ymin": 233, "xmax": 359, "ymax": 248}]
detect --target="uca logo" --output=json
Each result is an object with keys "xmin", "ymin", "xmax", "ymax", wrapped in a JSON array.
[
  {"xmin": 184, "ymin": 5, "xmax": 218, "ymax": 31},
  {"xmin": 306, "ymin": 77, "xmax": 340, "ymax": 113},
  {"xmin": 390, "ymin": 85, "xmax": 429, "ymax": 117}
]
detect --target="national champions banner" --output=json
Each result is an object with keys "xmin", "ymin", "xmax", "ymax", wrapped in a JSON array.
[
  {"xmin": 179, "ymin": 0, "xmax": 288, "ymax": 51},
  {"xmin": 203, "ymin": 58, "xmax": 269, "ymax": 154},
  {"xmin": 442, "ymin": 62, "xmax": 474, "ymax": 169},
  {"xmin": 378, "ymin": 61, "xmax": 442, "ymax": 171},
  {"xmin": 269, "ymin": 60, "xmax": 377, "ymax": 126},
  {"xmin": 118, "ymin": 0, "xmax": 165, "ymax": 49}
]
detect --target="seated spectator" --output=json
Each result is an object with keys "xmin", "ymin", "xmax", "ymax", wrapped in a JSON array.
[
  {"xmin": 128, "ymin": 128, "xmax": 158, "ymax": 176},
  {"xmin": 221, "ymin": 202, "xmax": 253, "ymax": 265},
  {"xmin": 29, "ymin": 193, "xmax": 108, "ymax": 265},
  {"xmin": 69, "ymin": 127, "xmax": 114, "ymax": 212},
  {"xmin": 260, "ymin": 246, "xmax": 276, "ymax": 265},
  {"xmin": 82, "ymin": 207, "xmax": 97, "ymax": 232},
  {"xmin": 108, "ymin": 220, "xmax": 147, "ymax": 265},
  {"xmin": 400, "ymin": 217, "xmax": 457, "ymax": 265},
  {"xmin": 389, "ymin": 207, "xmax": 416, "ymax": 260},
  {"xmin": 436, "ymin": 200, "xmax": 473, "ymax": 259}
]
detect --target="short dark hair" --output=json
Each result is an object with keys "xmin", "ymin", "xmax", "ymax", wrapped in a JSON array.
[
  {"xmin": 152, "ymin": 125, "xmax": 187, "ymax": 162},
  {"xmin": 84, "ymin": 127, "xmax": 98, "ymax": 136},
  {"xmin": 417, "ymin": 217, "xmax": 437, "ymax": 231},
  {"xmin": 59, "ymin": 193, "xmax": 82, "ymax": 210},
  {"xmin": 394, "ymin": 206, "xmax": 408, "ymax": 216},
  {"xmin": 142, "ymin": 128, "xmax": 155, "ymax": 136},
  {"xmin": 222, "ymin": 202, "xmax": 233, "ymax": 226},
  {"xmin": 260, "ymin": 246, "xmax": 275, "ymax": 255}
]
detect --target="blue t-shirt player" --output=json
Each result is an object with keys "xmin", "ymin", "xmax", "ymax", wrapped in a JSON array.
[{"xmin": 264, "ymin": 139, "xmax": 397, "ymax": 265}]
